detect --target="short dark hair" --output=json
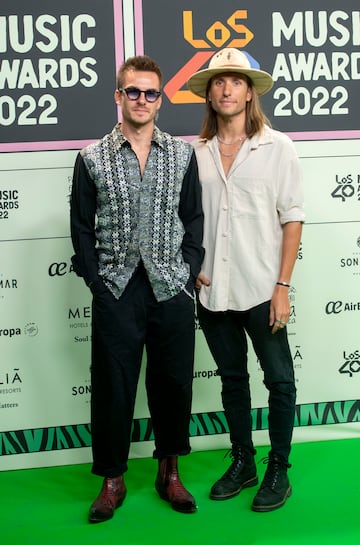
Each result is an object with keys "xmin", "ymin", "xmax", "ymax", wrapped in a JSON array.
[{"xmin": 116, "ymin": 55, "xmax": 162, "ymax": 89}]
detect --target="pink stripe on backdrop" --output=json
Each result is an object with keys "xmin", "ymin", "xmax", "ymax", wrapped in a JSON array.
[
  {"xmin": 0, "ymin": 140, "xmax": 98, "ymax": 153},
  {"xmin": 1, "ymin": 129, "xmax": 360, "ymax": 153},
  {"xmin": 286, "ymin": 130, "xmax": 360, "ymax": 141},
  {"xmin": 134, "ymin": 0, "xmax": 144, "ymax": 54},
  {"xmin": 113, "ymin": 0, "xmax": 124, "ymax": 69},
  {"xmin": 182, "ymin": 131, "xmax": 360, "ymax": 143}
]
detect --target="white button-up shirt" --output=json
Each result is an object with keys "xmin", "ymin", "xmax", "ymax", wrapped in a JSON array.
[{"xmin": 193, "ymin": 125, "xmax": 305, "ymax": 312}]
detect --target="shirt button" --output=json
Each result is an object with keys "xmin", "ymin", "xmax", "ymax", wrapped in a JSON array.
[{"xmin": 222, "ymin": 257, "xmax": 228, "ymax": 262}]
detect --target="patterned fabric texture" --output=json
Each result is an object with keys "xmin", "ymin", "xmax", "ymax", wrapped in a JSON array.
[{"xmin": 81, "ymin": 125, "xmax": 193, "ymax": 301}]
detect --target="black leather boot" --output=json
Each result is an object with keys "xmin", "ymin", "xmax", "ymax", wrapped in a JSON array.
[
  {"xmin": 89, "ymin": 476, "xmax": 126, "ymax": 523},
  {"xmin": 251, "ymin": 455, "xmax": 292, "ymax": 512},
  {"xmin": 210, "ymin": 445, "xmax": 258, "ymax": 500},
  {"xmin": 155, "ymin": 456, "xmax": 197, "ymax": 513}
]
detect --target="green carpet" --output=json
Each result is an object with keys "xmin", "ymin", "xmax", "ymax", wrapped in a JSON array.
[{"xmin": 2, "ymin": 438, "xmax": 360, "ymax": 545}]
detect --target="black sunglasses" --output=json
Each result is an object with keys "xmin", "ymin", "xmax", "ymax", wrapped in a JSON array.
[{"xmin": 119, "ymin": 86, "xmax": 161, "ymax": 103}]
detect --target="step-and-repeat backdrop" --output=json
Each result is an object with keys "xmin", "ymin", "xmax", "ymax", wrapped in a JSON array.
[{"xmin": 1, "ymin": 0, "xmax": 359, "ymax": 471}]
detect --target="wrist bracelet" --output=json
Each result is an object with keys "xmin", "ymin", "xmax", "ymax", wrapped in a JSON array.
[{"xmin": 276, "ymin": 281, "xmax": 290, "ymax": 288}]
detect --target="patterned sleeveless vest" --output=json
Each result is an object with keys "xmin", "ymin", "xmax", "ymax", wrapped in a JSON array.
[{"xmin": 81, "ymin": 125, "xmax": 193, "ymax": 301}]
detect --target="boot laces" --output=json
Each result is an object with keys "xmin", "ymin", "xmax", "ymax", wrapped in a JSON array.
[
  {"xmin": 222, "ymin": 447, "xmax": 245, "ymax": 479},
  {"xmin": 259, "ymin": 457, "xmax": 288, "ymax": 490}
]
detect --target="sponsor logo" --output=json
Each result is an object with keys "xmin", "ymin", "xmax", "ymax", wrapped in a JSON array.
[
  {"xmin": 193, "ymin": 368, "xmax": 219, "ymax": 380},
  {"xmin": 339, "ymin": 237, "xmax": 360, "ymax": 275},
  {"xmin": 331, "ymin": 173, "xmax": 360, "ymax": 202},
  {"xmin": 48, "ymin": 261, "xmax": 74, "ymax": 277},
  {"xmin": 164, "ymin": 10, "xmax": 256, "ymax": 105},
  {"xmin": 0, "ymin": 274, "xmax": 18, "ymax": 299},
  {"xmin": 339, "ymin": 350, "xmax": 360, "ymax": 377},
  {"xmin": 0, "ymin": 322, "xmax": 38, "ymax": 338},
  {"xmin": 24, "ymin": 322, "xmax": 39, "ymax": 337},
  {"xmin": 0, "ymin": 327, "xmax": 21, "ymax": 338},
  {"xmin": 72, "ymin": 380, "xmax": 91, "ymax": 400},
  {"xmin": 68, "ymin": 306, "xmax": 91, "ymax": 330},
  {"xmin": 325, "ymin": 301, "xmax": 360, "ymax": 314},
  {"xmin": 74, "ymin": 335, "xmax": 90, "ymax": 343},
  {"xmin": 288, "ymin": 286, "xmax": 297, "ymax": 327},
  {"xmin": 340, "ymin": 256, "xmax": 360, "ymax": 273},
  {"xmin": 0, "ymin": 277, "xmax": 18, "ymax": 288},
  {"xmin": 0, "ymin": 368, "xmax": 22, "ymax": 386},
  {"xmin": 293, "ymin": 344, "xmax": 303, "ymax": 375}
]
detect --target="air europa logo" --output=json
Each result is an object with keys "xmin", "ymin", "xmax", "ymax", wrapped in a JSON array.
[
  {"xmin": 164, "ymin": 10, "xmax": 255, "ymax": 104},
  {"xmin": 325, "ymin": 300, "xmax": 360, "ymax": 314},
  {"xmin": 48, "ymin": 261, "xmax": 74, "ymax": 277}
]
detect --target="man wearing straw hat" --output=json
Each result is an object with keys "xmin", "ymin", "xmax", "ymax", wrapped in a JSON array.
[{"xmin": 188, "ymin": 48, "xmax": 304, "ymax": 512}]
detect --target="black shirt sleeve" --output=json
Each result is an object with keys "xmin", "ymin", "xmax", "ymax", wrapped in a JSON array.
[
  {"xmin": 178, "ymin": 151, "xmax": 205, "ymax": 290},
  {"xmin": 70, "ymin": 153, "xmax": 100, "ymax": 288}
]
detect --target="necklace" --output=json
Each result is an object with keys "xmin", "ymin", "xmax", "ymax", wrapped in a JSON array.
[
  {"xmin": 217, "ymin": 134, "xmax": 247, "ymax": 145},
  {"xmin": 217, "ymin": 133, "xmax": 246, "ymax": 158},
  {"xmin": 219, "ymin": 147, "xmax": 241, "ymax": 158}
]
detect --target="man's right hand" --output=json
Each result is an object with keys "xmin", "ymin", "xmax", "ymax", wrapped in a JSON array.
[{"xmin": 196, "ymin": 273, "xmax": 211, "ymax": 289}]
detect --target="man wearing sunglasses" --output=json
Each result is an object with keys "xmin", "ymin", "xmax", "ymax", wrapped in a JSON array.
[{"xmin": 70, "ymin": 55, "xmax": 204, "ymax": 523}]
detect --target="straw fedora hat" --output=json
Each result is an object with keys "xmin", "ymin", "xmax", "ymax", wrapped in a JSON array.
[{"xmin": 187, "ymin": 48, "xmax": 273, "ymax": 98}]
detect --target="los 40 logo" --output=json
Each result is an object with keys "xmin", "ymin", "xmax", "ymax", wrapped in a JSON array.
[
  {"xmin": 331, "ymin": 174, "xmax": 360, "ymax": 202},
  {"xmin": 339, "ymin": 350, "xmax": 360, "ymax": 377},
  {"xmin": 164, "ymin": 10, "xmax": 254, "ymax": 104}
]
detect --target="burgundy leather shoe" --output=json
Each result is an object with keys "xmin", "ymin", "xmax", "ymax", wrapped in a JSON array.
[
  {"xmin": 89, "ymin": 476, "xmax": 126, "ymax": 523},
  {"xmin": 155, "ymin": 456, "xmax": 197, "ymax": 514}
]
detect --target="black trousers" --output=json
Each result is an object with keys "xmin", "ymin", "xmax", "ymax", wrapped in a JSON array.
[
  {"xmin": 197, "ymin": 300, "xmax": 296, "ymax": 462},
  {"xmin": 90, "ymin": 264, "xmax": 195, "ymax": 477}
]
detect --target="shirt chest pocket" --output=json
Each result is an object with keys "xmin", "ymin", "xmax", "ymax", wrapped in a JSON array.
[{"xmin": 229, "ymin": 178, "xmax": 272, "ymax": 219}]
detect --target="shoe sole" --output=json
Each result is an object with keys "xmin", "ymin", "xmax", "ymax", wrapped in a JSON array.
[
  {"xmin": 251, "ymin": 485, "xmax": 292, "ymax": 512},
  {"xmin": 210, "ymin": 475, "xmax": 259, "ymax": 501}
]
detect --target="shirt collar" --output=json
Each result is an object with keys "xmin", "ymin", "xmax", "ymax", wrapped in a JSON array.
[
  {"xmin": 111, "ymin": 124, "xmax": 165, "ymax": 150},
  {"xmin": 247, "ymin": 125, "xmax": 274, "ymax": 150}
]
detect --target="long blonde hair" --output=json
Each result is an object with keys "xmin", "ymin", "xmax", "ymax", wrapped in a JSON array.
[{"xmin": 199, "ymin": 76, "xmax": 271, "ymax": 140}]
